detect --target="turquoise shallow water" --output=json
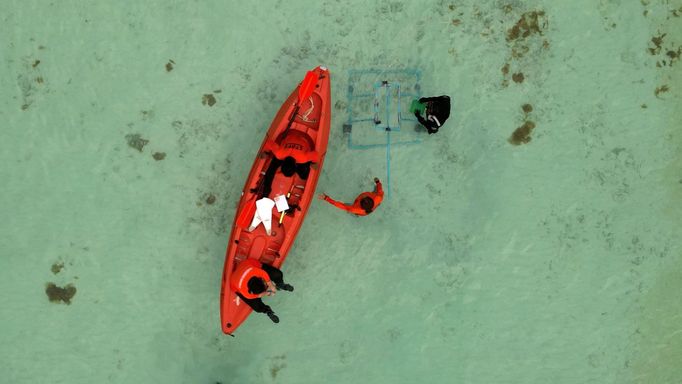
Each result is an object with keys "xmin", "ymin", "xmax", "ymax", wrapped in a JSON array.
[{"xmin": 1, "ymin": 1, "xmax": 681, "ymax": 383}]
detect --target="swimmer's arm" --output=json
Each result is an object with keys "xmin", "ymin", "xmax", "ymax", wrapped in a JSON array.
[
  {"xmin": 374, "ymin": 178, "xmax": 384, "ymax": 197},
  {"xmin": 319, "ymin": 194, "xmax": 352, "ymax": 212}
]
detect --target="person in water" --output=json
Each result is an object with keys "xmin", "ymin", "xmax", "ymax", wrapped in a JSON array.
[
  {"xmin": 411, "ymin": 95, "xmax": 451, "ymax": 134},
  {"xmin": 318, "ymin": 177, "xmax": 383, "ymax": 216},
  {"xmin": 254, "ymin": 156, "xmax": 311, "ymax": 198},
  {"xmin": 230, "ymin": 258, "xmax": 294, "ymax": 324}
]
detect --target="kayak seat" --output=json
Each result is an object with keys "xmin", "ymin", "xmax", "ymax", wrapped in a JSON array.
[
  {"xmin": 260, "ymin": 239, "xmax": 282, "ymax": 264},
  {"xmin": 236, "ymin": 234, "xmax": 252, "ymax": 258}
]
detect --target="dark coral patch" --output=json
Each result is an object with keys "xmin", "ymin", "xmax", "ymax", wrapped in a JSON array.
[
  {"xmin": 202, "ymin": 94, "xmax": 217, "ymax": 107},
  {"xmin": 125, "ymin": 134, "xmax": 149, "ymax": 152},
  {"xmin": 46, "ymin": 283, "xmax": 77, "ymax": 304},
  {"xmin": 507, "ymin": 11, "xmax": 546, "ymax": 41},
  {"xmin": 509, "ymin": 121, "xmax": 536, "ymax": 145},
  {"xmin": 51, "ymin": 262, "xmax": 64, "ymax": 274}
]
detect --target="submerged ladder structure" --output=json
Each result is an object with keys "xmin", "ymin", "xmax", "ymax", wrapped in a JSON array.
[{"xmin": 343, "ymin": 68, "xmax": 424, "ymax": 198}]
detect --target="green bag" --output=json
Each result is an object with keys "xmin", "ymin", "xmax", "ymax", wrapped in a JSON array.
[{"xmin": 409, "ymin": 99, "xmax": 426, "ymax": 114}]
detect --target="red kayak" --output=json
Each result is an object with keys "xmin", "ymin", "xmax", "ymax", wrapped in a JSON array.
[{"xmin": 220, "ymin": 66, "xmax": 331, "ymax": 335}]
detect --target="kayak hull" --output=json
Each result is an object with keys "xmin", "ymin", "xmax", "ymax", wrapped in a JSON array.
[{"xmin": 219, "ymin": 67, "xmax": 331, "ymax": 335}]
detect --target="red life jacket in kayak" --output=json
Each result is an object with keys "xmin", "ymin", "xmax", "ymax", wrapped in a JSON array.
[
  {"xmin": 230, "ymin": 258, "xmax": 270, "ymax": 299},
  {"xmin": 263, "ymin": 139, "xmax": 320, "ymax": 164}
]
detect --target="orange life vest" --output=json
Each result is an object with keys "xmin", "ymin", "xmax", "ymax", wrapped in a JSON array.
[
  {"xmin": 350, "ymin": 191, "xmax": 383, "ymax": 216},
  {"xmin": 230, "ymin": 258, "xmax": 270, "ymax": 299}
]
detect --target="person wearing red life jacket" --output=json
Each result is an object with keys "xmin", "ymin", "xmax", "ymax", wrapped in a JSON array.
[
  {"xmin": 251, "ymin": 139, "xmax": 319, "ymax": 198},
  {"xmin": 230, "ymin": 258, "xmax": 294, "ymax": 323},
  {"xmin": 318, "ymin": 178, "xmax": 384, "ymax": 216}
]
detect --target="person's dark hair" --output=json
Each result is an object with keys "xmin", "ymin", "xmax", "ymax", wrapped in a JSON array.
[
  {"xmin": 360, "ymin": 196, "xmax": 374, "ymax": 214},
  {"xmin": 281, "ymin": 156, "xmax": 296, "ymax": 177},
  {"xmin": 247, "ymin": 277, "xmax": 266, "ymax": 294}
]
